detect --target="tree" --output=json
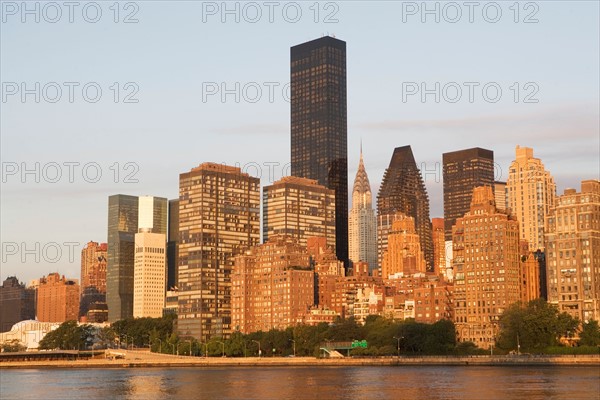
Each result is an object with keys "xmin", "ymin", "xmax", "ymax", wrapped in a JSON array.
[
  {"xmin": 38, "ymin": 321, "xmax": 95, "ymax": 350},
  {"xmin": 497, "ymin": 299, "xmax": 579, "ymax": 352},
  {"xmin": 1, "ymin": 339, "xmax": 27, "ymax": 352},
  {"xmin": 579, "ymin": 320, "xmax": 600, "ymax": 346}
]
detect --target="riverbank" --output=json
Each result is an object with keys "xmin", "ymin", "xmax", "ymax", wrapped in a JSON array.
[{"xmin": 1, "ymin": 350, "xmax": 598, "ymax": 368}]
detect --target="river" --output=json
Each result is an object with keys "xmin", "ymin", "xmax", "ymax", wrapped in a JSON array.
[{"xmin": 1, "ymin": 366, "xmax": 598, "ymax": 399}]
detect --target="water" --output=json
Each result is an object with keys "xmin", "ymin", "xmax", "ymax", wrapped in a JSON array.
[{"xmin": 1, "ymin": 366, "xmax": 598, "ymax": 400}]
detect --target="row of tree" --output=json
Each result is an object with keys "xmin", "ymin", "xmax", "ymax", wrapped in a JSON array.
[{"xmin": 31, "ymin": 300, "xmax": 600, "ymax": 355}]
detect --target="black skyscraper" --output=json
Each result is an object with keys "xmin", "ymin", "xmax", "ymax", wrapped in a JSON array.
[
  {"xmin": 378, "ymin": 146, "xmax": 434, "ymax": 271},
  {"xmin": 443, "ymin": 147, "xmax": 495, "ymax": 241},
  {"xmin": 291, "ymin": 36, "xmax": 348, "ymax": 268}
]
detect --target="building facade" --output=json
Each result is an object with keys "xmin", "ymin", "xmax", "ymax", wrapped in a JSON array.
[
  {"xmin": 494, "ymin": 181, "xmax": 507, "ymax": 212},
  {"xmin": 107, "ymin": 194, "xmax": 138, "ymax": 322},
  {"xmin": 348, "ymin": 148, "xmax": 377, "ymax": 271},
  {"xmin": 177, "ymin": 163, "xmax": 260, "ymax": 341},
  {"xmin": 452, "ymin": 186, "xmax": 521, "ymax": 349},
  {"xmin": 107, "ymin": 195, "xmax": 167, "ymax": 322},
  {"xmin": 80, "ymin": 241, "xmax": 107, "ymax": 318},
  {"xmin": 507, "ymin": 145, "xmax": 556, "ymax": 251},
  {"xmin": 443, "ymin": 147, "xmax": 495, "ymax": 241},
  {"xmin": 232, "ymin": 235, "xmax": 314, "ymax": 334},
  {"xmin": 0, "ymin": 277, "xmax": 36, "ymax": 332},
  {"xmin": 37, "ymin": 273, "xmax": 80, "ymax": 323},
  {"xmin": 545, "ymin": 180, "xmax": 600, "ymax": 322},
  {"xmin": 378, "ymin": 146, "xmax": 433, "ymax": 271},
  {"xmin": 133, "ymin": 230, "xmax": 167, "ymax": 318},
  {"xmin": 432, "ymin": 218, "xmax": 446, "ymax": 277},
  {"xmin": 263, "ymin": 176, "xmax": 336, "ymax": 250},
  {"xmin": 291, "ymin": 35, "xmax": 348, "ymax": 268},
  {"xmin": 167, "ymin": 199, "xmax": 179, "ymax": 290},
  {"xmin": 381, "ymin": 215, "xmax": 427, "ymax": 279}
]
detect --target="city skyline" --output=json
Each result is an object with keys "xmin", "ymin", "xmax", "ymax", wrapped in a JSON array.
[{"xmin": 2, "ymin": 2, "xmax": 599, "ymax": 283}]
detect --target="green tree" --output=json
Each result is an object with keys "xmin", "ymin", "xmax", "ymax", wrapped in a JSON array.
[
  {"xmin": 497, "ymin": 299, "xmax": 579, "ymax": 352},
  {"xmin": 579, "ymin": 320, "xmax": 600, "ymax": 346},
  {"xmin": 1, "ymin": 339, "xmax": 27, "ymax": 352},
  {"xmin": 38, "ymin": 321, "xmax": 95, "ymax": 350}
]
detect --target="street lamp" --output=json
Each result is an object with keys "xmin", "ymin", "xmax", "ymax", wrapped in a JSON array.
[
  {"xmin": 393, "ymin": 336, "xmax": 404, "ymax": 357},
  {"xmin": 186, "ymin": 340, "xmax": 193, "ymax": 356},
  {"xmin": 252, "ymin": 340, "xmax": 261, "ymax": 358},
  {"xmin": 216, "ymin": 340, "xmax": 225, "ymax": 357},
  {"xmin": 200, "ymin": 342, "xmax": 208, "ymax": 358},
  {"xmin": 155, "ymin": 338, "xmax": 164, "ymax": 354},
  {"xmin": 171, "ymin": 343, "xmax": 175, "ymax": 355},
  {"xmin": 289, "ymin": 339, "xmax": 296, "ymax": 357}
]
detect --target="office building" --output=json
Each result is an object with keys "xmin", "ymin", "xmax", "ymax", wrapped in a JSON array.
[
  {"xmin": 291, "ymin": 35, "xmax": 348, "ymax": 268},
  {"xmin": 377, "ymin": 146, "xmax": 434, "ymax": 271},
  {"xmin": 348, "ymin": 148, "xmax": 377, "ymax": 271},
  {"xmin": 443, "ymin": 147, "xmax": 495, "ymax": 241}
]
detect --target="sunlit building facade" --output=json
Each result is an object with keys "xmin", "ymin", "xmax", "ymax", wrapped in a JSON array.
[
  {"xmin": 177, "ymin": 163, "xmax": 260, "ymax": 341},
  {"xmin": 545, "ymin": 180, "xmax": 600, "ymax": 322}
]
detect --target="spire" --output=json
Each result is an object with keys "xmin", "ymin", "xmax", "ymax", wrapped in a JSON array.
[{"xmin": 352, "ymin": 145, "xmax": 372, "ymax": 208}]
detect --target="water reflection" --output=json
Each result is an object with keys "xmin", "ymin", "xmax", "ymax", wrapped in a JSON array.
[{"xmin": 1, "ymin": 366, "xmax": 598, "ymax": 400}]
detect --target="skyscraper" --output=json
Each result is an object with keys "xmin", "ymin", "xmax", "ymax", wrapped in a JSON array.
[
  {"xmin": 79, "ymin": 241, "xmax": 107, "ymax": 319},
  {"xmin": 107, "ymin": 195, "xmax": 167, "ymax": 322},
  {"xmin": 443, "ymin": 147, "xmax": 495, "ymax": 241},
  {"xmin": 545, "ymin": 180, "xmax": 600, "ymax": 322},
  {"xmin": 507, "ymin": 146, "xmax": 556, "ymax": 251},
  {"xmin": 348, "ymin": 147, "xmax": 377, "ymax": 271},
  {"xmin": 263, "ymin": 176, "xmax": 336, "ymax": 250},
  {"xmin": 167, "ymin": 199, "xmax": 179, "ymax": 290},
  {"xmin": 133, "ymin": 229, "xmax": 166, "ymax": 318},
  {"xmin": 107, "ymin": 194, "xmax": 138, "ymax": 322},
  {"xmin": 452, "ymin": 186, "xmax": 521, "ymax": 349},
  {"xmin": 177, "ymin": 163, "xmax": 260, "ymax": 341},
  {"xmin": 377, "ymin": 146, "xmax": 434, "ymax": 271},
  {"xmin": 291, "ymin": 36, "xmax": 348, "ymax": 268}
]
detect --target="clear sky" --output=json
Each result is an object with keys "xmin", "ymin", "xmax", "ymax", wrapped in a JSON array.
[{"xmin": 1, "ymin": 1, "xmax": 599, "ymax": 283}]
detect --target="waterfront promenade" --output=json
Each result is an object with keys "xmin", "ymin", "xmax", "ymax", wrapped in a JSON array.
[{"xmin": 1, "ymin": 349, "xmax": 598, "ymax": 368}]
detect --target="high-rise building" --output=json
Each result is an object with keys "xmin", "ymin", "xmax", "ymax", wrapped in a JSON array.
[
  {"xmin": 177, "ymin": 163, "xmax": 260, "ymax": 341},
  {"xmin": 348, "ymin": 148, "xmax": 377, "ymax": 271},
  {"xmin": 0, "ymin": 276, "xmax": 35, "ymax": 332},
  {"xmin": 443, "ymin": 147, "xmax": 495, "ymax": 241},
  {"xmin": 133, "ymin": 229, "xmax": 167, "ymax": 318},
  {"xmin": 263, "ymin": 176, "xmax": 336, "ymax": 250},
  {"xmin": 381, "ymin": 215, "xmax": 427, "ymax": 279},
  {"xmin": 431, "ymin": 218, "xmax": 446, "ymax": 277},
  {"xmin": 80, "ymin": 241, "xmax": 107, "ymax": 292},
  {"xmin": 507, "ymin": 146, "xmax": 556, "ymax": 251},
  {"xmin": 545, "ymin": 180, "xmax": 600, "ymax": 322},
  {"xmin": 453, "ymin": 186, "xmax": 521, "ymax": 349},
  {"xmin": 167, "ymin": 199, "xmax": 179, "ymax": 290},
  {"xmin": 107, "ymin": 194, "xmax": 138, "ymax": 322},
  {"xmin": 80, "ymin": 241, "xmax": 107, "ymax": 318},
  {"xmin": 107, "ymin": 195, "xmax": 167, "ymax": 322},
  {"xmin": 377, "ymin": 146, "xmax": 433, "ymax": 271},
  {"xmin": 291, "ymin": 36, "xmax": 348, "ymax": 268},
  {"xmin": 494, "ymin": 181, "xmax": 507, "ymax": 212},
  {"xmin": 37, "ymin": 273, "xmax": 80, "ymax": 323},
  {"xmin": 232, "ymin": 235, "xmax": 314, "ymax": 334}
]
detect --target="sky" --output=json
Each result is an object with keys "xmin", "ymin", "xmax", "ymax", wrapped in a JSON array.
[{"xmin": 1, "ymin": 1, "xmax": 599, "ymax": 283}]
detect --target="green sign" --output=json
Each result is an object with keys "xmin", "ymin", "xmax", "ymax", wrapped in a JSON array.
[{"xmin": 351, "ymin": 340, "xmax": 368, "ymax": 349}]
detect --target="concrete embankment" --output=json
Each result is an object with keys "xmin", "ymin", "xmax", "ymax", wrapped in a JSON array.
[{"xmin": 1, "ymin": 352, "xmax": 599, "ymax": 369}]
